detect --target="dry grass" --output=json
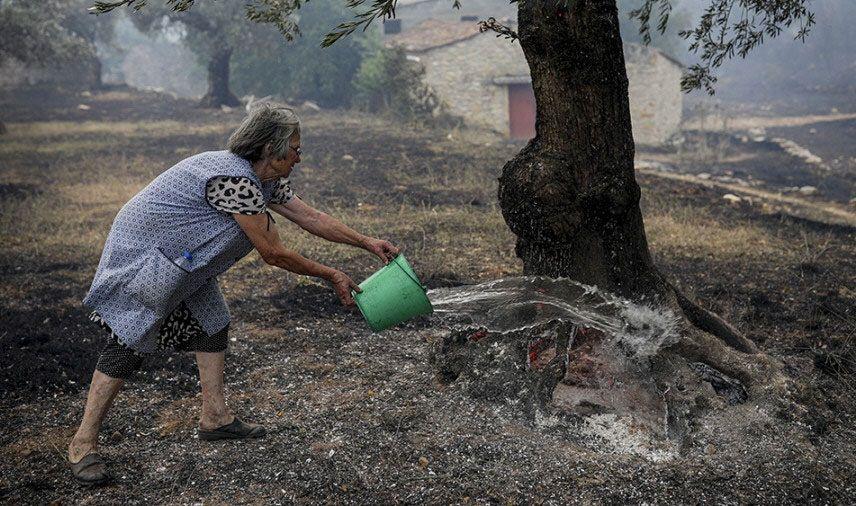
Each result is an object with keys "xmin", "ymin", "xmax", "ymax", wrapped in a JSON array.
[
  {"xmin": 272, "ymin": 203, "xmax": 518, "ymax": 281},
  {"xmin": 646, "ymin": 207, "xmax": 797, "ymax": 261},
  {"xmin": 4, "ymin": 120, "xmax": 231, "ymax": 139},
  {"xmin": 681, "ymin": 111, "xmax": 856, "ymax": 131},
  {"xmin": 0, "ymin": 427, "xmax": 72, "ymax": 459},
  {"xmin": 0, "ymin": 175, "xmax": 144, "ymax": 263},
  {"xmin": 155, "ymin": 396, "xmax": 201, "ymax": 436},
  {"xmin": 0, "ymin": 111, "xmax": 519, "ymax": 329},
  {"xmin": 0, "ymin": 120, "xmax": 231, "ymax": 157},
  {"xmin": 638, "ymin": 169, "xmax": 856, "ymax": 228},
  {"xmin": 0, "ymin": 117, "xmax": 793, "ymax": 287},
  {"xmin": 0, "ymin": 105, "xmax": 835, "ymax": 307}
]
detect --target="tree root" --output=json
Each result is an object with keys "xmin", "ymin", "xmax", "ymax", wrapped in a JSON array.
[
  {"xmin": 653, "ymin": 273, "xmax": 783, "ymax": 401},
  {"xmin": 672, "ymin": 286, "xmax": 758, "ymax": 354},
  {"xmin": 667, "ymin": 324, "xmax": 782, "ymax": 393}
]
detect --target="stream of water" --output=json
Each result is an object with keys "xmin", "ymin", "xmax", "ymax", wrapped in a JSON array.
[{"xmin": 427, "ymin": 276, "xmax": 680, "ymax": 357}]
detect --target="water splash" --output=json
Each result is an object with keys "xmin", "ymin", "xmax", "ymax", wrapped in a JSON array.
[{"xmin": 428, "ymin": 276, "xmax": 680, "ymax": 358}]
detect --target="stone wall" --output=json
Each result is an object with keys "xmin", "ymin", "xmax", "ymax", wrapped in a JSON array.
[
  {"xmin": 408, "ymin": 36, "xmax": 683, "ymax": 144},
  {"xmin": 624, "ymin": 44, "xmax": 684, "ymax": 145},
  {"xmin": 416, "ymin": 32, "xmax": 529, "ymax": 134}
]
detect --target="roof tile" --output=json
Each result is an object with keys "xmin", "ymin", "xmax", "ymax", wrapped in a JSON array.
[{"xmin": 385, "ymin": 19, "xmax": 483, "ymax": 52}]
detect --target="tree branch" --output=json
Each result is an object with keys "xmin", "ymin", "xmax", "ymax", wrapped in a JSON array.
[
  {"xmin": 321, "ymin": 0, "xmax": 398, "ymax": 48},
  {"xmin": 478, "ymin": 17, "xmax": 518, "ymax": 42},
  {"xmin": 89, "ymin": 0, "xmax": 197, "ymax": 15},
  {"xmin": 90, "ymin": 0, "xmax": 816, "ymax": 95},
  {"xmin": 630, "ymin": 0, "xmax": 814, "ymax": 95}
]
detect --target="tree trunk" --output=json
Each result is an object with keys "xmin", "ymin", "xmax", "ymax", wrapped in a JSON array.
[
  {"xmin": 198, "ymin": 47, "xmax": 240, "ymax": 109},
  {"xmin": 499, "ymin": 0, "xmax": 669, "ymax": 301},
  {"xmin": 91, "ymin": 56, "xmax": 104, "ymax": 90},
  {"xmin": 498, "ymin": 0, "xmax": 758, "ymax": 355},
  {"xmin": 442, "ymin": 0, "xmax": 789, "ymax": 440}
]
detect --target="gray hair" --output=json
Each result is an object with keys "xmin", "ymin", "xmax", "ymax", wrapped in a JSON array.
[{"xmin": 226, "ymin": 102, "xmax": 301, "ymax": 163}]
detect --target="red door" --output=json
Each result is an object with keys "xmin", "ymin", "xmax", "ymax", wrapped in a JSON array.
[{"xmin": 508, "ymin": 83, "xmax": 536, "ymax": 140}]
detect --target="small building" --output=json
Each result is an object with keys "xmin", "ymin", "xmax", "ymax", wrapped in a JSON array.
[{"xmin": 386, "ymin": 18, "xmax": 684, "ymax": 145}]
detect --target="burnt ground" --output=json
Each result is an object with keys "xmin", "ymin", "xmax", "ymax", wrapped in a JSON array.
[
  {"xmin": 637, "ymin": 128, "xmax": 856, "ymax": 204},
  {"xmin": 1, "ymin": 86, "xmax": 855, "ymax": 504},
  {"xmin": 768, "ymin": 118, "xmax": 856, "ymax": 185}
]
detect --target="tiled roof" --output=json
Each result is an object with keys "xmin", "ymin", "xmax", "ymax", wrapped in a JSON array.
[{"xmin": 385, "ymin": 19, "xmax": 483, "ymax": 52}]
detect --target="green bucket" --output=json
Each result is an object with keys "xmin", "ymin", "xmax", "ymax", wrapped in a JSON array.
[{"xmin": 352, "ymin": 254, "xmax": 433, "ymax": 331}]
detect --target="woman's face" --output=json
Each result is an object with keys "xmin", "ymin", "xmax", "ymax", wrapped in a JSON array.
[{"xmin": 269, "ymin": 134, "xmax": 301, "ymax": 178}]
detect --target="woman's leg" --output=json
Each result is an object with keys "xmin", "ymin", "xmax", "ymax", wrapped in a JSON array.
[
  {"xmin": 69, "ymin": 335, "xmax": 143, "ymax": 463},
  {"xmin": 68, "ymin": 370, "xmax": 124, "ymax": 463},
  {"xmin": 193, "ymin": 327, "xmax": 265, "ymax": 437},
  {"xmin": 195, "ymin": 350, "xmax": 235, "ymax": 429}
]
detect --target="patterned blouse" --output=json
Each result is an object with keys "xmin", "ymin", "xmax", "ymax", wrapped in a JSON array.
[{"xmin": 205, "ymin": 176, "xmax": 294, "ymax": 214}]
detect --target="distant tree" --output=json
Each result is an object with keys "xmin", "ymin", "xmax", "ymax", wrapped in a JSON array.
[
  {"xmin": 0, "ymin": 0, "xmax": 110, "ymax": 133},
  {"xmin": 230, "ymin": 0, "xmax": 371, "ymax": 108},
  {"xmin": 352, "ymin": 45, "xmax": 440, "ymax": 120},
  {"xmin": 62, "ymin": 0, "xmax": 117, "ymax": 88},
  {"xmin": 1, "ymin": 0, "xmax": 113, "ymax": 84},
  {"xmin": 99, "ymin": 2, "xmax": 286, "ymax": 107},
  {"xmin": 0, "ymin": 1, "xmax": 82, "ymax": 65},
  {"xmin": 92, "ymin": 0, "xmax": 816, "ymax": 410}
]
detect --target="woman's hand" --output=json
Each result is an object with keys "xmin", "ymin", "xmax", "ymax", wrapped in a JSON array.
[
  {"xmin": 363, "ymin": 237, "xmax": 400, "ymax": 264},
  {"xmin": 329, "ymin": 270, "xmax": 361, "ymax": 307}
]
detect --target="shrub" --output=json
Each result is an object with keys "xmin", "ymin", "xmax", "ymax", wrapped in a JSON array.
[{"xmin": 352, "ymin": 46, "xmax": 445, "ymax": 123}]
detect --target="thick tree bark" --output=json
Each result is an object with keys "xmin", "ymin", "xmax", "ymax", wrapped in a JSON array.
[
  {"xmin": 437, "ymin": 1, "xmax": 792, "ymax": 437},
  {"xmin": 498, "ymin": 0, "xmax": 668, "ymax": 301},
  {"xmin": 497, "ymin": 0, "xmax": 762, "ymax": 357},
  {"xmin": 198, "ymin": 47, "xmax": 240, "ymax": 109}
]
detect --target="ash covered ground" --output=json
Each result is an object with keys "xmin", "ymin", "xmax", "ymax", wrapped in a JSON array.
[{"xmin": 1, "ymin": 86, "xmax": 855, "ymax": 503}]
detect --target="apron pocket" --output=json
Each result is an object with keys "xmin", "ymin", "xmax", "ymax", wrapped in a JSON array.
[{"xmin": 126, "ymin": 248, "xmax": 190, "ymax": 313}]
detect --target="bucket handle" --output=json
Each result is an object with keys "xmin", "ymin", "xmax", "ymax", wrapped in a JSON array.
[{"xmin": 392, "ymin": 255, "xmax": 428, "ymax": 292}]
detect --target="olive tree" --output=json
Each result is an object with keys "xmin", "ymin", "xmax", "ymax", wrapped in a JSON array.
[
  {"xmin": 1, "ymin": 0, "xmax": 111, "ymax": 132},
  {"xmin": 94, "ymin": 1, "xmax": 290, "ymax": 107}
]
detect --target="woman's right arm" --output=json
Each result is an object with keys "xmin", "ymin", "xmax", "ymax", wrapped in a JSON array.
[{"xmin": 232, "ymin": 213, "xmax": 361, "ymax": 306}]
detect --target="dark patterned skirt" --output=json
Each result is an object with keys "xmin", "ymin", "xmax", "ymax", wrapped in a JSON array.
[{"xmin": 90, "ymin": 301, "xmax": 228, "ymax": 379}]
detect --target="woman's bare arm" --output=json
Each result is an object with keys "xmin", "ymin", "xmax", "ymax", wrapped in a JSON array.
[
  {"xmin": 268, "ymin": 197, "xmax": 367, "ymax": 247},
  {"xmin": 269, "ymin": 197, "xmax": 400, "ymax": 263},
  {"xmin": 232, "ymin": 212, "xmax": 360, "ymax": 305}
]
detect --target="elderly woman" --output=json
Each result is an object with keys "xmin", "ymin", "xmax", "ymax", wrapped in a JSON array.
[{"xmin": 68, "ymin": 103, "xmax": 399, "ymax": 484}]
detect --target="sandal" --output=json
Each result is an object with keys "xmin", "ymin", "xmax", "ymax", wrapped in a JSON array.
[
  {"xmin": 70, "ymin": 452, "xmax": 110, "ymax": 485},
  {"xmin": 198, "ymin": 417, "xmax": 266, "ymax": 441}
]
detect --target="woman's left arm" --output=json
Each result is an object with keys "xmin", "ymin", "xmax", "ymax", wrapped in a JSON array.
[{"xmin": 269, "ymin": 197, "xmax": 400, "ymax": 264}]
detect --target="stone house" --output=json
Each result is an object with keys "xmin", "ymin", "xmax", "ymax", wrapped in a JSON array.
[
  {"xmin": 623, "ymin": 43, "xmax": 685, "ymax": 145},
  {"xmin": 385, "ymin": 18, "xmax": 684, "ymax": 145}
]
